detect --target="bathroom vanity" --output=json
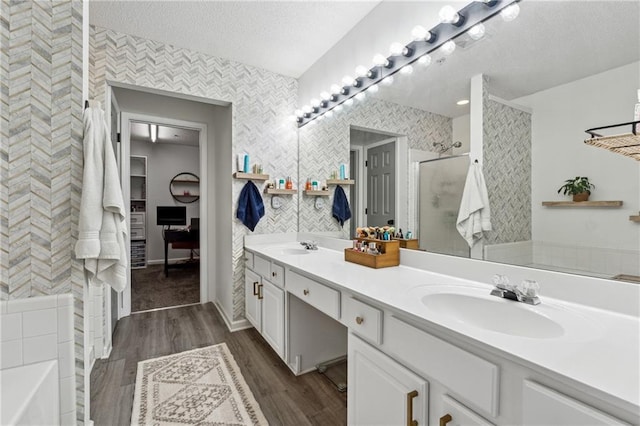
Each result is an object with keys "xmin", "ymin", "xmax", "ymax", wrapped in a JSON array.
[{"xmin": 244, "ymin": 234, "xmax": 639, "ymax": 425}]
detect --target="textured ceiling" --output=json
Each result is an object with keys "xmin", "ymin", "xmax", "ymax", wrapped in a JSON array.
[{"xmin": 89, "ymin": 1, "xmax": 381, "ymax": 78}]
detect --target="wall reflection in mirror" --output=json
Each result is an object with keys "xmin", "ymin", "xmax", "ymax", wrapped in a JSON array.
[{"xmin": 298, "ymin": 0, "xmax": 640, "ymax": 282}]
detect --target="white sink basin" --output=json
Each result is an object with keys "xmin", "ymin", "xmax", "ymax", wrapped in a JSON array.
[
  {"xmin": 406, "ymin": 285, "xmax": 598, "ymax": 340},
  {"xmin": 280, "ymin": 248, "xmax": 311, "ymax": 255}
]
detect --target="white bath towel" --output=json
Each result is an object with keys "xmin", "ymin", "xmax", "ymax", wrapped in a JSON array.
[
  {"xmin": 456, "ymin": 161, "xmax": 492, "ymax": 247},
  {"xmin": 74, "ymin": 101, "xmax": 128, "ymax": 292}
]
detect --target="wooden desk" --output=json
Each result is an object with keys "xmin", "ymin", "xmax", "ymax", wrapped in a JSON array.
[{"xmin": 163, "ymin": 229, "xmax": 199, "ymax": 277}]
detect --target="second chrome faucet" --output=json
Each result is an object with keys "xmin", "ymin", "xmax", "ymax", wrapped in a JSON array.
[{"xmin": 490, "ymin": 274, "xmax": 541, "ymax": 305}]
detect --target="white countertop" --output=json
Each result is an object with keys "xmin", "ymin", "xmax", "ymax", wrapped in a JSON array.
[{"xmin": 245, "ymin": 239, "xmax": 640, "ymax": 414}]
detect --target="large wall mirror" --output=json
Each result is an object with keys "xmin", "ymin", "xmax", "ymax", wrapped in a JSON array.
[{"xmin": 298, "ymin": 1, "xmax": 640, "ymax": 282}]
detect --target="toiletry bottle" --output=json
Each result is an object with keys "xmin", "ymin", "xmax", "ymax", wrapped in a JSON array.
[
  {"xmin": 244, "ymin": 154, "xmax": 250, "ymax": 173},
  {"xmin": 305, "ymin": 178, "xmax": 311, "ymax": 191},
  {"xmin": 635, "ymin": 89, "xmax": 640, "ymax": 121},
  {"xmin": 339, "ymin": 164, "xmax": 345, "ymax": 180},
  {"xmin": 286, "ymin": 177, "xmax": 292, "ymax": 190}
]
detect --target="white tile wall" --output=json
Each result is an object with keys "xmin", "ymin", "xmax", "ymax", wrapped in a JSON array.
[{"xmin": 0, "ymin": 294, "xmax": 76, "ymax": 424}]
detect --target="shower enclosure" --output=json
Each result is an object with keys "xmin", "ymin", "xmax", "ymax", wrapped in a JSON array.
[{"xmin": 418, "ymin": 155, "xmax": 470, "ymax": 258}]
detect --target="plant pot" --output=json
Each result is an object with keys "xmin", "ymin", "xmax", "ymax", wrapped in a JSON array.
[{"xmin": 572, "ymin": 192, "xmax": 590, "ymax": 202}]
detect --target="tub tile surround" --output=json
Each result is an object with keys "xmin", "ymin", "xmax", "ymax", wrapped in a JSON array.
[
  {"xmin": 0, "ymin": 294, "xmax": 76, "ymax": 424},
  {"xmin": 245, "ymin": 233, "xmax": 640, "ymax": 416}
]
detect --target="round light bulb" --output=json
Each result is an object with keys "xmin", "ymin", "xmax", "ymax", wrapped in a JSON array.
[
  {"xmin": 330, "ymin": 84, "xmax": 341, "ymax": 95},
  {"xmin": 355, "ymin": 92, "xmax": 366, "ymax": 101},
  {"xmin": 373, "ymin": 53, "xmax": 388, "ymax": 67},
  {"xmin": 367, "ymin": 84, "xmax": 379, "ymax": 93},
  {"xmin": 412, "ymin": 25, "xmax": 428, "ymax": 40},
  {"xmin": 344, "ymin": 98, "xmax": 354, "ymax": 106},
  {"xmin": 310, "ymin": 98, "xmax": 320, "ymax": 107},
  {"xmin": 468, "ymin": 23, "xmax": 485, "ymax": 40},
  {"xmin": 441, "ymin": 40, "xmax": 456, "ymax": 56},
  {"xmin": 500, "ymin": 3, "xmax": 520, "ymax": 22},
  {"xmin": 320, "ymin": 91, "xmax": 330, "ymax": 101},
  {"xmin": 302, "ymin": 105, "xmax": 312, "ymax": 113},
  {"xmin": 342, "ymin": 75, "xmax": 354, "ymax": 86},
  {"xmin": 389, "ymin": 42, "xmax": 404, "ymax": 56},
  {"xmin": 295, "ymin": 109, "xmax": 303, "ymax": 117},
  {"xmin": 400, "ymin": 65, "xmax": 414, "ymax": 75},
  {"xmin": 418, "ymin": 54, "xmax": 432, "ymax": 66},
  {"xmin": 381, "ymin": 76, "xmax": 394, "ymax": 86},
  {"xmin": 289, "ymin": 115, "xmax": 298, "ymax": 122},
  {"xmin": 355, "ymin": 65, "xmax": 368, "ymax": 78},
  {"xmin": 439, "ymin": 5, "xmax": 460, "ymax": 24}
]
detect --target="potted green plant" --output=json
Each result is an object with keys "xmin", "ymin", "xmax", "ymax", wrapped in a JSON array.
[{"xmin": 557, "ymin": 176, "xmax": 595, "ymax": 202}]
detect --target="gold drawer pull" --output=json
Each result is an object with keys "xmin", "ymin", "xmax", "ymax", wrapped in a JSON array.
[
  {"xmin": 303, "ymin": 289, "xmax": 309, "ymax": 296},
  {"xmin": 406, "ymin": 390, "xmax": 418, "ymax": 426},
  {"xmin": 439, "ymin": 414, "xmax": 452, "ymax": 426},
  {"xmin": 258, "ymin": 284, "xmax": 263, "ymax": 300},
  {"xmin": 355, "ymin": 316, "xmax": 364, "ymax": 325},
  {"xmin": 253, "ymin": 281, "xmax": 259, "ymax": 296}
]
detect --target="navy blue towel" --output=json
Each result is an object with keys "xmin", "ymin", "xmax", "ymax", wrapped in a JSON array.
[
  {"xmin": 236, "ymin": 181, "xmax": 265, "ymax": 231},
  {"xmin": 332, "ymin": 185, "xmax": 351, "ymax": 227}
]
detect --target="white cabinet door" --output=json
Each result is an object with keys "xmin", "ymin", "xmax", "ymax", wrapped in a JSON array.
[
  {"xmin": 261, "ymin": 279, "xmax": 285, "ymax": 358},
  {"xmin": 522, "ymin": 381, "xmax": 629, "ymax": 425},
  {"xmin": 244, "ymin": 268, "xmax": 262, "ymax": 331},
  {"xmin": 348, "ymin": 333, "xmax": 428, "ymax": 426}
]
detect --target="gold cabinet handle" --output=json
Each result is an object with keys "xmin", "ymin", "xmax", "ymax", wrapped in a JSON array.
[
  {"xmin": 303, "ymin": 289, "xmax": 309, "ymax": 296},
  {"xmin": 258, "ymin": 284, "xmax": 263, "ymax": 300},
  {"xmin": 355, "ymin": 316, "xmax": 364, "ymax": 325},
  {"xmin": 439, "ymin": 414, "xmax": 452, "ymax": 426},
  {"xmin": 253, "ymin": 281, "xmax": 259, "ymax": 296},
  {"xmin": 406, "ymin": 390, "xmax": 418, "ymax": 426}
]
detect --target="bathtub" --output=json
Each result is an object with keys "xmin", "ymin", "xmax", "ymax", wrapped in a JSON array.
[{"xmin": 1, "ymin": 360, "xmax": 59, "ymax": 425}]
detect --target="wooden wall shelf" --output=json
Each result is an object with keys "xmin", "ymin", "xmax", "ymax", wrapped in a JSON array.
[
  {"xmin": 630, "ymin": 214, "xmax": 640, "ymax": 222},
  {"xmin": 233, "ymin": 172, "xmax": 269, "ymax": 181},
  {"xmin": 542, "ymin": 201, "xmax": 623, "ymax": 207},
  {"xmin": 264, "ymin": 188, "xmax": 297, "ymax": 195},
  {"xmin": 304, "ymin": 190, "xmax": 330, "ymax": 196},
  {"xmin": 326, "ymin": 179, "xmax": 355, "ymax": 186}
]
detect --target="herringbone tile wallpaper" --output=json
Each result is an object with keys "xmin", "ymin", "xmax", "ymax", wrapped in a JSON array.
[
  {"xmin": 483, "ymin": 92, "xmax": 532, "ymax": 245},
  {"xmin": 298, "ymin": 96, "xmax": 451, "ymax": 235},
  {"xmin": 89, "ymin": 26, "xmax": 298, "ymax": 323},
  {"xmin": 1, "ymin": 0, "xmax": 85, "ymax": 422}
]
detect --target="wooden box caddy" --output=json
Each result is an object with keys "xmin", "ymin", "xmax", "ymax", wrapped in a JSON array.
[{"xmin": 344, "ymin": 238, "xmax": 400, "ymax": 269}]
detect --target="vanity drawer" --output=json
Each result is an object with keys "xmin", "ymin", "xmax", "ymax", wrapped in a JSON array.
[
  {"xmin": 287, "ymin": 271, "xmax": 340, "ymax": 319},
  {"xmin": 130, "ymin": 226, "xmax": 145, "ymax": 240},
  {"xmin": 385, "ymin": 316, "xmax": 499, "ymax": 418},
  {"xmin": 342, "ymin": 297, "xmax": 382, "ymax": 345},
  {"xmin": 270, "ymin": 263, "xmax": 285, "ymax": 288},
  {"xmin": 244, "ymin": 251, "xmax": 254, "ymax": 270},
  {"xmin": 253, "ymin": 254, "xmax": 271, "ymax": 277}
]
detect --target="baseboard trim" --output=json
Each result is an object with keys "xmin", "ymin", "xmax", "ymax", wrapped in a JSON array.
[{"xmin": 213, "ymin": 301, "xmax": 252, "ymax": 332}]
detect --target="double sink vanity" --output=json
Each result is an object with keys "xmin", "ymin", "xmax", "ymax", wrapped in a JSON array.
[{"xmin": 244, "ymin": 233, "xmax": 639, "ymax": 425}]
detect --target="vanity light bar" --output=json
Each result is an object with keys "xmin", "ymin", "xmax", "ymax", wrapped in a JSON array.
[{"xmin": 297, "ymin": 0, "xmax": 520, "ymax": 127}]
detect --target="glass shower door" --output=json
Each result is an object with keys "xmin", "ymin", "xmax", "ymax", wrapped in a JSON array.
[{"xmin": 418, "ymin": 155, "xmax": 470, "ymax": 258}]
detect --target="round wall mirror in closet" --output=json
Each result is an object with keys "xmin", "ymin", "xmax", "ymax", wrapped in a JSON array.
[{"xmin": 170, "ymin": 172, "xmax": 200, "ymax": 203}]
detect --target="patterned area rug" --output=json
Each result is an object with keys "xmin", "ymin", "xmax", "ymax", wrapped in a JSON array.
[{"xmin": 131, "ymin": 343, "xmax": 268, "ymax": 425}]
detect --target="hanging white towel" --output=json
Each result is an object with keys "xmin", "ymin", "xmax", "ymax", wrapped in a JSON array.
[
  {"xmin": 456, "ymin": 161, "xmax": 492, "ymax": 247},
  {"xmin": 74, "ymin": 101, "xmax": 128, "ymax": 292}
]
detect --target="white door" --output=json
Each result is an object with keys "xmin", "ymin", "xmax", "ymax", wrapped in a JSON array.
[
  {"xmin": 348, "ymin": 333, "xmax": 428, "ymax": 426},
  {"xmin": 244, "ymin": 269, "xmax": 262, "ymax": 331},
  {"xmin": 261, "ymin": 279, "xmax": 285, "ymax": 358}
]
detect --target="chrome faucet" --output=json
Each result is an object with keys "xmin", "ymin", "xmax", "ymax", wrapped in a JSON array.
[
  {"xmin": 300, "ymin": 240, "xmax": 318, "ymax": 250},
  {"xmin": 490, "ymin": 275, "xmax": 541, "ymax": 305}
]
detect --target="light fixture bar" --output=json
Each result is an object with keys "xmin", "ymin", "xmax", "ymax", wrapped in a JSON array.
[{"xmin": 298, "ymin": 0, "xmax": 519, "ymax": 127}]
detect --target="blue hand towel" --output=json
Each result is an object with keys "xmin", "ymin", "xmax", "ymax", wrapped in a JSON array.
[
  {"xmin": 332, "ymin": 185, "xmax": 351, "ymax": 227},
  {"xmin": 236, "ymin": 181, "xmax": 265, "ymax": 231}
]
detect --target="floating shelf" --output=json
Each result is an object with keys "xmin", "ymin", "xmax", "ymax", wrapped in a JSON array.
[
  {"xmin": 630, "ymin": 213, "xmax": 640, "ymax": 222},
  {"xmin": 233, "ymin": 172, "xmax": 270, "ymax": 181},
  {"xmin": 304, "ymin": 190, "xmax": 330, "ymax": 196},
  {"xmin": 542, "ymin": 201, "xmax": 623, "ymax": 207},
  {"xmin": 265, "ymin": 188, "xmax": 297, "ymax": 195},
  {"xmin": 326, "ymin": 179, "xmax": 355, "ymax": 186}
]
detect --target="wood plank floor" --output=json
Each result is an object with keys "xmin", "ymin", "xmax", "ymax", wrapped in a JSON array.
[{"xmin": 90, "ymin": 303, "xmax": 347, "ymax": 425}]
